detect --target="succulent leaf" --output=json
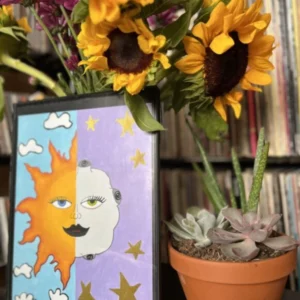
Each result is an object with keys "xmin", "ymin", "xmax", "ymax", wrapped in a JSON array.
[
  {"xmin": 222, "ymin": 208, "xmax": 245, "ymax": 232},
  {"xmin": 263, "ymin": 236, "xmax": 299, "ymax": 251},
  {"xmin": 166, "ymin": 207, "xmax": 227, "ymax": 248},
  {"xmin": 209, "ymin": 207, "xmax": 298, "ymax": 260},
  {"xmin": 207, "ymin": 228, "xmax": 245, "ymax": 244},
  {"xmin": 221, "ymin": 239, "xmax": 260, "ymax": 261}
]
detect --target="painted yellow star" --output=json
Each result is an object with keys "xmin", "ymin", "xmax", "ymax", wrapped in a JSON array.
[
  {"xmin": 116, "ymin": 112, "xmax": 135, "ymax": 137},
  {"xmin": 125, "ymin": 241, "xmax": 145, "ymax": 260},
  {"xmin": 86, "ymin": 115, "xmax": 99, "ymax": 131},
  {"xmin": 110, "ymin": 273, "xmax": 141, "ymax": 300},
  {"xmin": 131, "ymin": 150, "xmax": 146, "ymax": 168}
]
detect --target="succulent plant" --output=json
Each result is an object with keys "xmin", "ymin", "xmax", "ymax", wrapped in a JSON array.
[
  {"xmin": 207, "ymin": 208, "xmax": 299, "ymax": 261},
  {"xmin": 165, "ymin": 207, "xmax": 228, "ymax": 248}
]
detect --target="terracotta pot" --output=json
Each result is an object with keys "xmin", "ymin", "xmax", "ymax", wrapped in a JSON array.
[{"xmin": 169, "ymin": 243, "xmax": 297, "ymax": 300}]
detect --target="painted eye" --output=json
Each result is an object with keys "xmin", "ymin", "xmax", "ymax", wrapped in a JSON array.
[
  {"xmin": 81, "ymin": 197, "xmax": 106, "ymax": 209},
  {"xmin": 51, "ymin": 200, "xmax": 72, "ymax": 209}
]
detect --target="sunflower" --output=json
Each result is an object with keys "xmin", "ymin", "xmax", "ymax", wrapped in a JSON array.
[
  {"xmin": 175, "ymin": 0, "xmax": 275, "ymax": 121},
  {"xmin": 78, "ymin": 17, "xmax": 170, "ymax": 95},
  {"xmin": 0, "ymin": 5, "xmax": 31, "ymax": 33},
  {"xmin": 89, "ymin": 0, "xmax": 154, "ymax": 25}
]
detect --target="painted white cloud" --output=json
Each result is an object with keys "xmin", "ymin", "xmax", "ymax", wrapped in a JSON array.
[
  {"xmin": 14, "ymin": 264, "xmax": 32, "ymax": 279},
  {"xmin": 49, "ymin": 289, "xmax": 69, "ymax": 300},
  {"xmin": 44, "ymin": 112, "xmax": 73, "ymax": 130},
  {"xmin": 15, "ymin": 293, "xmax": 34, "ymax": 300},
  {"xmin": 19, "ymin": 139, "xmax": 43, "ymax": 156}
]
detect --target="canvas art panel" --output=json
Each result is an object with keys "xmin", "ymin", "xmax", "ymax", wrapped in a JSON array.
[{"xmin": 7, "ymin": 91, "xmax": 159, "ymax": 300}]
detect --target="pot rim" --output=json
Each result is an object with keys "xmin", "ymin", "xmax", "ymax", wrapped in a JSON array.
[{"xmin": 168, "ymin": 242, "xmax": 298, "ymax": 284}]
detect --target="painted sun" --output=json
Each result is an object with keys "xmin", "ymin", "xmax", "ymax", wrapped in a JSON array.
[{"xmin": 16, "ymin": 135, "xmax": 77, "ymax": 288}]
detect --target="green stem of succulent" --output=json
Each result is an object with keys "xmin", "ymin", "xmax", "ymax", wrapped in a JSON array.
[
  {"xmin": 59, "ymin": 5, "xmax": 93, "ymax": 91},
  {"xmin": 30, "ymin": 8, "xmax": 73, "ymax": 82},
  {"xmin": 231, "ymin": 148, "xmax": 247, "ymax": 212},
  {"xmin": 0, "ymin": 53, "xmax": 65, "ymax": 97}
]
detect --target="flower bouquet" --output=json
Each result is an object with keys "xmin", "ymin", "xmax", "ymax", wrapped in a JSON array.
[
  {"xmin": 0, "ymin": 0, "xmax": 275, "ymax": 135},
  {"xmin": 166, "ymin": 126, "xmax": 299, "ymax": 300}
]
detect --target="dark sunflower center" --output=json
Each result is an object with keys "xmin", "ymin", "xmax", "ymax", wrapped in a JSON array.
[
  {"xmin": 105, "ymin": 29, "xmax": 153, "ymax": 74},
  {"xmin": 204, "ymin": 31, "xmax": 248, "ymax": 98}
]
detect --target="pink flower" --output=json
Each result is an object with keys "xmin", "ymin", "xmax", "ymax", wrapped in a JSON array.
[
  {"xmin": 148, "ymin": 6, "xmax": 178, "ymax": 29},
  {"xmin": 55, "ymin": 0, "xmax": 78, "ymax": 11},
  {"xmin": 66, "ymin": 54, "xmax": 79, "ymax": 71}
]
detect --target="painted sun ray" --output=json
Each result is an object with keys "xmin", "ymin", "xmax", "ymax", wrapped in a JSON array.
[{"xmin": 16, "ymin": 135, "xmax": 78, "ymax": 288}]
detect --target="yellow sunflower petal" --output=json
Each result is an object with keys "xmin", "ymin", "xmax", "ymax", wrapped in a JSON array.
[
  {"xmin": 238, "ymin": 27, "xmax": 258, "ymax": 44},
  {"xmin": 175, "ymin": 54, "xmax": 204, "ymax": 74},
  {"xmin": 249, "ymin": 35, "xmax": 275, "ymax": 56},
  {"xmin": 138, "ymin": 35, "xmax": 152, "ymax": 54},
  {"xmin": 106, "ymin": 4, "xmax": 121, "ymax": 23},
  {"xmin": 183, "ymin": 36, "xmax": 206, "ymax": 57},
  {"xmin": 223, "ymin": 14, "xmax": 234, "ymax": 34},
  {"xmin": 214, "ymin": 97, "xmax": 227, "ymax": 121},
  {"xmin": 245, "ymin": 69, "xmax": 272, "ymax": 85},
  {"xmin": 230, "ymin": 102, "xmax": 242, "ymax": 118},
  {"xmin": 225, "ymin": 92, "xmax": 243, "ymax": 118},
  {"xmin": 119, "ymin": 17, "xmax": 139, "ymax": 33},
  {"xmin": 240, "ymin": 77, "xmax": 262, "ymax": 92},
  {"xmin": 227, "ymin": 0, "xmax": 245, "ymax": 15},
  {"xmin": 135, "ymin": 18, "xmax": 153, "ymax": 39},
  {"xmin": 89, "ymin": 0, "xmax": 106, "ymax": 24},
  {"xmin": 248, "ymin": 56, "xmax": 274, "ymax": 71},
  {"xmin": 126, "ymin": 72, "xmax": 147, "ymax": 95},
  {"xmin": 206, "ymin": 2, "xmax": 227, "ymax": 34},
  {"xmin": 3, "ymin": 5, "xmax": 13, "ymax": 18},
  {"xmin": 79, "ymin": 56, "xmax": 108, "ymax": 71},
  {"xmin": 154, "ymin": 53, "xmax": 171, "ymax": 69},
  {"xmin": 17, "ymin": 17, "xmax": 32, "ymax": 33},
  {"xmin": 192, "ymin": 23, "xmax": 210, "ymax": 47},
  {"xmin": 114, "ymin": 74, "xmax": 129, "ymax": 92},
  {"xmin": 134, "ymin": 0, "xmax": 154, "ymax": 5},
  {"xmin": 210, "ymin": 33, "xmax": 235, "ymax": 55}
]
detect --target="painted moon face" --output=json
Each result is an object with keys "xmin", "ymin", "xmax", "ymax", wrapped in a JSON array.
[{"xmin": 75, "ymin": 162, "xmax": 121, "ymax": 258}]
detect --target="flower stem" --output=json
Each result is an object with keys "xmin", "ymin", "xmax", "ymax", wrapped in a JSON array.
[
  {"xmin": 58, "ymin": 33, "xmax": 71, "ymax": 58},
  {"xmin": 30, "ymin": 7, "xmax": 73, "ymax": 82},
  {"xmin": 59, "ymin": 5, "xmax": 93, "ymax": 91},
  {"xmin": 0, "ymin": 53, "xmax": 66, "ymax": 97}
]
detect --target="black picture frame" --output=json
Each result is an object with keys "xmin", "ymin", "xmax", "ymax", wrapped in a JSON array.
[{"xmin": 7, "ymin": 87, "xmax": 160, "ymax": 300}]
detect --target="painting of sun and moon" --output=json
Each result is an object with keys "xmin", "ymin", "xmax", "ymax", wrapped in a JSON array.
[{"xmin": 9, "ymin": 94, "xmax": 159, "ymax": 300}]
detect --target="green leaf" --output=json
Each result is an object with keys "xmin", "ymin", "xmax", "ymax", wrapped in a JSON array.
[
  {"xmin": 71, "ymin": 0, "xmax": 89, "ymax": 24},
  {"xmin": 125, "ymin": 91, "xmax": 165, "ymax": 132},
  {"xmin": 187, "ymin": 118, "xmax": 227, "ymax": 211},
  {"xmin": 191, "ymin": 0, "xmax": 204, "ymax": 14},
  {"xmin": 231, "ymin": 148, "xmax": 247, "ymax": 212},
  {"xmin": 155, "ymin": 2, "xmax": 192, "ymax": 48},
  {"xmin": 140, "ymin": 0, "xmax": 188, "ymax": 19},
  {"xmin": 0, "ymin": 27, "xmax": 19, "ymax": 40},
  {"xmin": 192, "ymin": 106, "xmax": 228, "ymax": 140},
  {"xmin": 195, "ymin": 0, "xmax": 230, "ymax": 23},
  {"xmin": 0, "ymin": 76, "xmax": 4, "ymax": 121},
  {"xmin": 230, "ymin": 189, "xmax": 237, "ymax": 208},
  {"xmin": 247, "ymin": 143, "xmax": 270, "ymax": 212},
  {"xmin": 192, "ymin": 163, "xmax": 224, "ymax": 213}
]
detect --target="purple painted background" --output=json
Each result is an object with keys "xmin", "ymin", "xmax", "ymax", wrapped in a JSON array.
[{"xmin": 76, "ymin": 106, "xmax": 154, "ymax": 299}]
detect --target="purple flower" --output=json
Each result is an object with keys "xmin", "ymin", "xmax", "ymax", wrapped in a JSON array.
[
  {"xmin": 55, "ymin": 0, "xmax": 78, "ymax": 10},
  {"xmin": 36, "ymin": 0, "xmax": 65, "ymax": 31},
  {"xmin": 0, "ymin": 0, "xmax": 21, "ymax": 4},
  {"xmin": 148, "ymin": 6, "xmax": 178, "ymax": 29},
  {"xmin": 66, "ymin": 54, "xmax": 79, "ymax": 71}
]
